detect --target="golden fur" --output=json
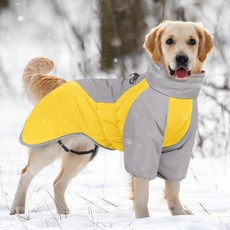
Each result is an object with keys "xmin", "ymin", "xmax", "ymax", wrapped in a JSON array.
[
  {"xmin": 10, "ymin": 21, "xmax": 214, "ymax": 218},
  {"xmin": 143, "ymin": 21, "xmax": 214, "ymax": 76},
  {"xmin": 23, "ymin": 57, "xmax": 66, "ymax": 104}
]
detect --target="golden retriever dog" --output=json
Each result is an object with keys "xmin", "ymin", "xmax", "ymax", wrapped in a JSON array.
[{"xmin": 10, "ymin": 21, "xmax": 214, "ymax": 218}]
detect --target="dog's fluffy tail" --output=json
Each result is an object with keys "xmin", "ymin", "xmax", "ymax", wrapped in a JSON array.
[{"xmin": 23, "ymin": 57, "xmax": 67, "ymax": 104}]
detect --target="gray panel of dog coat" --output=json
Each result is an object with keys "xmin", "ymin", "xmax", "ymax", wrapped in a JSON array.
[{"xmin": 76, "ymin": 63, "xmax": 205, "ymax": 181}]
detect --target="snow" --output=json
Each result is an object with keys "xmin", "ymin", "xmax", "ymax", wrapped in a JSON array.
[
  {"xmin": 0, "ymin": 0, "xmax": 230, "ymax": 229},
  {"xmin": 1, "ymin": 96, "xmax": 230, "ymax": 229}
]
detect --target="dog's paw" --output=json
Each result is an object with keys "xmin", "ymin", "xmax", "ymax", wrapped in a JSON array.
[
  {"xmin": 10, "ymin": 206, "xmax": 25, "ymax": 215},
  {"xmin": 170, "ymin": 207, "xmax": 193, "ymax": 215},
  {"xmin": 57, "ymin": 208, "xmax": 70, "ymax": 215},
  {"xmin": 183, "ymin": 209, "xmax": 193, "ymax": 215}
]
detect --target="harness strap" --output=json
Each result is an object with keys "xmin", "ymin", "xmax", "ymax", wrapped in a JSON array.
[{"xmin": 57, "ymin": 140, "xmax": 99, "ymax": 161}]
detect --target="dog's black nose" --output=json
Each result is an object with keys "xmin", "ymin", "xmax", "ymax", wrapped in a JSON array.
[{"xmin": 175, "ymin": 54, "xmax": 188, "ymax": 66}]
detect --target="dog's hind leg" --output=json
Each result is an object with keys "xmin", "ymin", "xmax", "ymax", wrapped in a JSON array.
[
  {"xmin": 10, "ymin": 145, "xmax": 60, "ymax": 215},
  {"xmin": 164, "ymin": 181, "xmax": 193, "ymax": 215},
  {"xmin": 53, "ymin": 152, "xmax": 91, "ymax": 214}
]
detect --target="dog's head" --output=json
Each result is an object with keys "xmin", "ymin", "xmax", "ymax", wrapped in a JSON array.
[{"xmin": 143, "ymin": 21, "xmax": 214, "ymax": 79}]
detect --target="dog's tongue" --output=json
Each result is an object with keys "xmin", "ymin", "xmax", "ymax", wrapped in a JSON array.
[{"xmin": 175, "ymin": 67, "xmax": 187, "ymax": 79}]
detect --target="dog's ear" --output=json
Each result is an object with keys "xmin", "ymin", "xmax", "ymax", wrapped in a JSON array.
[
  {"xmin": 143, "ymin": 23, "xmax": 165, "ymax": 63},
  {"xmin": 195, "ymin": 25, "xmax": 214, "ymax": 63}
]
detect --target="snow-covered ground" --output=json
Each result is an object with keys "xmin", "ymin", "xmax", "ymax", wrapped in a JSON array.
[
  {"xmin": 0, "ymin": 1, "xmax": 230, "ymax": 229},
  {"xmin": 1, "ymin": 96, "xmax": 230, "ymax": 230}
]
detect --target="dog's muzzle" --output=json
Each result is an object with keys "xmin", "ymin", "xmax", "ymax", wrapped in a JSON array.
[{"xmin": 169, "ymin": 54, "xmax": 191, "ymax": 79}]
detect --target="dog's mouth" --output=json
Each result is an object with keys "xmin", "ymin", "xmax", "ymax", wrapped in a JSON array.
[{"xmin": 169, "ymin": 66, "xmax": 191, "ymax": 79}]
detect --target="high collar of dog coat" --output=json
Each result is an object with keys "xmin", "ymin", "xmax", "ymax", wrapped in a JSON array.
[{"xmin": 145, "ymin": 63, "xmax": 205, "ymax": 99}]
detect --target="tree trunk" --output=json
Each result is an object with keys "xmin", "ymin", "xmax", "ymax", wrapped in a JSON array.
[
  {"xmin": 0, "ymin": 0, "xmax": 9, "ymax": 10},
  {"xmin": 100, "ymin": 0, "xmax": 146, "ymax": 77}
]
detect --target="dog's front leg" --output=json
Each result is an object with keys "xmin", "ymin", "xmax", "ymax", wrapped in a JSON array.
[
  {"xmin": 164, "ymin": 180, "xmax": 192, "ymax": 215},
  {"xmin": 133, "ymin": 177, "xmax": 150, "ymax": 218}
]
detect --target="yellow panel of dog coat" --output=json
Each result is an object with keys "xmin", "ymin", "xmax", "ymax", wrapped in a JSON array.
[
  {"xmin": 163, "ymin": 97, "xmax": 192, "ymax": 147},
  {"xmin": 21, "ymin": 79, "xmax": 149, "ymax": 151},
  {"xmin": 21, "ymin": 82, "xmax": 103, "ymax": 146},
  {"xmin": 95, "ymin": 79, "xmax": 149, "ymax": 150},
  {"xmin": 116, "ymin": 79, "xmax": 149, "ymax": 133}
]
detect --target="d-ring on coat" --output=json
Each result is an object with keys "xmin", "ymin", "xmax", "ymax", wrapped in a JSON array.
[{"xmin": 20, "ymin": 63, "xmax": 205, "ymax": 181}]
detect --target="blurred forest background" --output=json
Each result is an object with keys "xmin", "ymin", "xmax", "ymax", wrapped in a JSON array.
[{"xmin": 0, "ymin": 0, "xmax": 230, "ymax": 158}]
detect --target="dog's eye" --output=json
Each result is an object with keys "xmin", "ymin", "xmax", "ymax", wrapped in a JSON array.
[
  {"xmin": 166, "ymin": 38, "xmax": 174, "ymax": 45},
  {"xmin": 188, "ymin": 38, "xmax": 196, "ymax": 45}
]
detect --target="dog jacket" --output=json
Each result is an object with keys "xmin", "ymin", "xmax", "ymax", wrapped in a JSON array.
[{"xmin": 20, "ymin": 63, "xmax": 205, "ymax": 181}]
